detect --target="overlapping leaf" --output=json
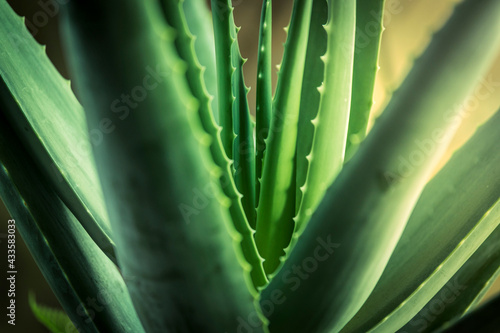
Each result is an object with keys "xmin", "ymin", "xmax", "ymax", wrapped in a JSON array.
[
  {"xmin": 61, "ymin": 0, "xmax": 260, "ymax": 331},
  {"xmin": 255, "ymin": 0, "xmax": 314, "ymax": 274},
  {"xmin": 0, "ymin": 0, "xmax": 115, "ymax": 262},
  {"xmin": 0, "ymin": 112, "xmax": 144, "ymax": 333},
  {"xmin": 262, "ymin": 1, "xmax": 500, "ymax": 332},
  {"xmin": 161, "ymin": 0, "xmax": 266, "ymax": 291}
]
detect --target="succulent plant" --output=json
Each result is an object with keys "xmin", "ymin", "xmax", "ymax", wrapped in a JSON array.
[{"xmin": 0, "ymin": 0, "xmax": 499, "ymax": 332}]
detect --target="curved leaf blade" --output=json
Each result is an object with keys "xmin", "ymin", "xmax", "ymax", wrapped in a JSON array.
[
  {"xmin": 231, "ymin": 22, "xmax": 256, "ymax": 231},
  {"xmin": 399, "ymin": 215, "xmax": 500, "ymax": 333},
  {"xmin": 0, "ymin": 112, "xmax": 144, "ymax": 333},
  {"xmin": 255, "ymin": 0, "xmax": 272, "ymax": 206},
  {"xmin": 0, "ymin": 0, "xmax": 115, "ymax": 262},
  {"xmin": 294, "ymin": 0, "xmax": 328, "ymax": 214},
  {"xmin": 262, "ymin": 0, "xmax": 500, "ymax": 332},
  {"xmin": 294, "ymin": 0, "xmax": 356, "ymax": 238},
  {"xmin": 210, "ymin": 0, "xmax": 256, "ymax": 229},
  {"xmin": 344, "ymin": 0, "xmax": 386, "ymax": 161},
  {"xmin": 369, "ymin": 200, "xmax": 500, "ymax": 333},
  {"xmin": 342, "ymin": 109, "xmax": 500, "ymax": 333},
  {"xmin": 160, "ymin": 0, "xmax": 266, "ymax": 290},
  {"xmin": 255, "ymin": 0, "xmax": 314, "ymax": 275},
  {"xmin": 61, "ymin": 0, "xmax": 261, "ymax": 331},
  {"xmin": 182, "ymin": 0, "xmax": 219, "ymax": 120},
  {"xmin": 211, "ymin": 0, "xmax": 235, "ymax": 158}
]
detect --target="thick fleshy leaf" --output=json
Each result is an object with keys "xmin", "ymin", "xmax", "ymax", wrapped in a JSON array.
[
  {"xmin": 294, "ymin": 0, "xmax": 328, "ymax": 214},
  {"xmin": 0, "ymin": 112, "xmax": 144, "ymax": 333},
  {"xmin": 399, "ymin": 212, "xmax": 500, "ymax": 333},
  {"xmin": 261, "ymin": 0, "xmax": 500, "ymax": 332},
  {"xmin": 211, "ymin": 0, "xmax": 256, "ymax": 229},
  {"xmin": 160, "ymin": 0, "xmax": 266, "ymax": 291},
  {"xmin": 231, "ymin": 18, "xmax": 256, "ymax": 231},
  {"xmin": 342, "ymin": 109, "xmax": 500, "ymax": 333},
  {"xmin": 255, "ymin": 0, "xmax": 314, "ymax": 275},
  {"xmin": 211, "ymin": 0, "xmax": 235, "ymax": 158},
  {"xmin": 255, "ymin": 0, "xmax": 272, "ymax": 206},
  {"xmin": 293, "ymin": 0, "xmax": 356, "ymax": 241},
  {"xmin": 0, "ymin": 0, "xmax": 115, "ymax": 262},
  {"xmin": 370, "ymin": 201, "xmax": 500, "ymax": 333},
  {"xmin": 182, "ymin": 0, "xmax": 219, "ymax": 120},
  {"xmin": 61, "ymin": 0, "xmax": 260, "ymax": 331},
  {"xmin": 344, "ymin": 0, "xmax": 386, "ymax": 161}
]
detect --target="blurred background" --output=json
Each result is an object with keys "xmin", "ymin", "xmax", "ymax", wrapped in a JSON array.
[{"xmin": 1, "ymin": 0, "xmax": 499, "ymax": 332}]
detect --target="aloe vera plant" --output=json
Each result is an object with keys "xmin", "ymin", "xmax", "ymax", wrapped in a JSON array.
[{"xmin": 0, "ymin": 0, "xmax": 500, "ymax": 332}]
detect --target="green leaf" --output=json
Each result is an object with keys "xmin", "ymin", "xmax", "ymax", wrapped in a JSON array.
[
  {"xmin": 294, "ymin": 0, "xmax": 356, "ymax": 238},
  {"xmin": 61, "ymin": 0, "xmax": 261, "ymax": 331},
  {"xmin": 0, "ymin": 112, "xmax": 144, "ymax": 333},
  {"xmin": 463, "ymin": 265, "xmax": 500, "ymax": 314},
  {"xmin": 255, "ymin": 0, "xmax": 272, "ymax": 207},
  {"xmin": 437, "ymin": 292, "xmax": 500, "ymax": 333},
  {"xmin": 182, "ymin": 0, "xmax": 219, "ymax": 121},
  {"xmin": 369, "ymin": 200, "xmax": 500, "ymax": 333},
  {"xmin": 211, "ymin": 0, "xmax": 235, "ymax": 158},
  {"xmin": 231, "ymin": 17, "xmax": 256, "ymax": 231},
  {"xmin": 261, "ymin": 0, "xmax": 500, "ymax": 331},
  {"xmin": 29, "ymin": 292, "xmax": 76, "ymax": 333},
  {"xmin": 341, "ymin": 109, "xmax": 500, "ymax": 333},
  {"xmin": 255, "ymin": 0, "xmax": 314, "ymax": 275},
  {"xmin": 0, "ymin": 0, "xmax": 115, "ymax": 263},
  {"xmin": 210, "ymin": 0, "xmax": 256, "ymax": 229},
  {"xmin": 294, "ymin": 0, "xmax": 328, "ymax": 214},
  {"xmin": 345, "ymin": 0, "xmax": 386, "ymax": 161},
  {"xmin": 160, "ymin": 0, "xmax": 266, "ymax": 291},
  {"xmin": 399, "ymin": 212, "xmax": 500, "ymax": 333}
]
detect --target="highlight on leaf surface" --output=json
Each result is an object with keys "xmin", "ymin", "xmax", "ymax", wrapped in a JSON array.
[{"xmin": 0, "ymin": 0, "xmax": 498, "ymax": 332}]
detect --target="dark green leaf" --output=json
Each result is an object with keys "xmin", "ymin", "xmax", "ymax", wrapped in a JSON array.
[{"xmin": 61, "ymin": 0, "xmax": 260, "ymax": 331}]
